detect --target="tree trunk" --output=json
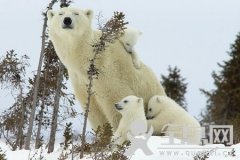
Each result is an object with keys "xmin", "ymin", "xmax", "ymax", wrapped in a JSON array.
[
  {"xmin": 35, "ymin": 105, "xmax": 44, "ymax": 149},
  {"xmin": 35, "ymin": 56, "xmax": 50, "ymax": 149},
  {"xmin": 48, "ymin": 63, "xmax": 64, "ymax": 153},
  {"xmin": 24, "ymin": 15, "xmax": 47, "ymax": 151},
  {"xmin": 24, "ymin": 0, "xmax": 57, "ymax": 150},
  {"xmin": 13, "ymin": 86, "xmax": 25, "ymax": 150},
  {"xmin": 80, "ymin": 76, "xmax": 93, "ymax": 158}
]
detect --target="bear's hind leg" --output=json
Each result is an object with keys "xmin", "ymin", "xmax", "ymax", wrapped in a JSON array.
[{"xmin": 84, "ymin": 98, "xmax": 109, "ymax": 131}]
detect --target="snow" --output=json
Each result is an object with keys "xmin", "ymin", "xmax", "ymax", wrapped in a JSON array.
[
  {"xmin": 131, "ymin": 136, "xmax": 240, "ymax": 160},
  {"xmin": 1, "ymin": 137, "xmax": 239, "ymax": 160}
]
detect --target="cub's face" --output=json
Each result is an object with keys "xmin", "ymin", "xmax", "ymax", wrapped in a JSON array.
[
  {"xmin": 120, "ymin": 28, "xmax": 142, "ymax": 53},
  {"xmin": 114, "ymin": 95, "xmax": 143, "ymax": 115},
  {"xmin": 47, "ymin": 7, "xmax": 93, "ymax": 39},
  {"xmin": 146, "ymin": 96, "xmax": 162, "ymax": 119},
  {"xmin": 123, "ymin": 35, "xmax": 137, "ymax": 53}
]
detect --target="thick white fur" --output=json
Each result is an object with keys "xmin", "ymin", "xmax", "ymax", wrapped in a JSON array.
[
  {"xmin": 119, "ymin": 28, "xmax": 142, "ymax": 69},
  {"xmin": 147, "ymin": 95, "xmax": 201, "ymax": 144},
  {"xmin": 47, "ymin": 7, "xmax": 166, "ymax": 131},
  {"xmin": 113, "ymin": 96, "xmax": 146, "ymax": 145}
]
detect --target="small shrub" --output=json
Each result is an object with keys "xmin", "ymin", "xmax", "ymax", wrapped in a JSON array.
[{"xmin": 0, "ymin": 148, "xmax": 7, "ymax": 160}]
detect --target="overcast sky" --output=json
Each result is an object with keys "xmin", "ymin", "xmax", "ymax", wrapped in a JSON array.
[{"xmin": 1, "ymin": 0, "xmax": 240, "ymax": 118}]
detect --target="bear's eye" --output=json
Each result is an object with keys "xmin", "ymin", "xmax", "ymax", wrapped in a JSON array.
[
  {"xmin": 123, "ymin": 100, "xmax": 128, "ymax": 103},
  {"xmin": 73, "ymin": 12, "xmax": 79, "ymax": 15},
  {"xmin": 149, "ymin": 108, "xmax": 152, "ymax": 112},
  {"xmin": 59, "ymin": 13, "xmax": 64, "ymax": 16},
  {"xmin": 126, "ymin": 43, "xmax": 130, "ymax": 46}
]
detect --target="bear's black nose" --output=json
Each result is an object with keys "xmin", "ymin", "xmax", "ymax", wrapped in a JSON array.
[
  {"xmin": 63, "ymin": 17, "xmax": 72, "ymax": 26},
  {"xmin": 114, "ymin": 103, "xmax": 119, "ymax": 108}
]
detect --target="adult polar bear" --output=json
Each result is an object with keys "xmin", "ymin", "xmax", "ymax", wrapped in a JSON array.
[{"xmin": 47, "ymin": 7, "xmax": 166, "ymax": 131}]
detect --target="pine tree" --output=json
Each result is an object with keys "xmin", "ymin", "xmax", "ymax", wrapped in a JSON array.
[
  {"xmin": 161, "ymin": 66, "xmax": 188, "ymax": 111},
  {"xmin": 1, "ymin": 0, "xmax": 76, "ymax": 151},
  {"xmin": 201, "ymin": 33, "xmax": 240, "ymax": 143},
  {"xmin": 62, "ymin": 122, "xmax": 72, "ymax": 150},
  {"xmin": 48, "ymin": 0, "xmax": 74, "ymax": 153},
  {"xmin": 0, "ymin": 50, "xmax": 30, "ymax": 150},
  {"xmin": 24, "ymin": 0, "xmax": 58, "ymax": 150}
]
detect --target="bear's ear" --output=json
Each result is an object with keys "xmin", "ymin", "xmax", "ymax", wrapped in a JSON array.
[
  {"xmin": 47, "ymin": 10, "xmax": 55, "ymax": 20},
  {"xmin": 137, "ymin": 98, "xmax": 143, "ymax": 104},
  {"xmin": 85, "ymin": 9, "xmax": 93, "ymax": 20},
  {"xmin": 156, "ymin": 97, "xmax": 161, "ymax": 103}
]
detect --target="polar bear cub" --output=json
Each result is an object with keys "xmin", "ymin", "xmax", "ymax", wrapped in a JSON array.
[
  {"xmin": 147, "ymin": 95, "xmax": 201, "ymax": 144},
  {"xmin": 119, "ymin": 28, "xmax": 142, "ymax": 69},
  {"xmin": 113, "ymin": 95, "xmax": 147, "ymax": 145}
]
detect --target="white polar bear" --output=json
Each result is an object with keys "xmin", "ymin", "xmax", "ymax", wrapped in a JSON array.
[
  {"xmin": 112, "ymin": 95, "xmax": 147, "ymax": 145},
  {"xmin": 119, "ymin": 28, "xmax": 142, "ymax": 69},
  {"xmin": 47, "ymin": 7, "xmax": 166, "ymax": 132},
  {"xmin": 147, "ymin": 95, "xmax": 201, "ymax": 144}
]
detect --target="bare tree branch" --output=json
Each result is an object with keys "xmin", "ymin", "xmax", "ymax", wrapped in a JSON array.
[{"xmin": 80, "ymin": 12, "xmax": 127, "ymax": 158}]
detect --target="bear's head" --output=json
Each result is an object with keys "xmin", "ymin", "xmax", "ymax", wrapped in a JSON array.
[
  {"xmin": 146, "ymin": 95, "xmax": 166, "ymax": 119},
  {"xmin": 114, "ymin": 95, "xmax": 143, "ymax": 115},
  {"xmin": 120, "ymin": 28, "xmax": 142, "ymax": 53},
  {"xmin": 47, "ymin": 7, "xmax": 93, "ymax": 39}
]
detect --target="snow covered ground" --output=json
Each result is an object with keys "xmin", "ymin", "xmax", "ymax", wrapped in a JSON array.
[{"xmin": 1, "ymin": 136, "xmax": 240, "ymax": 160}]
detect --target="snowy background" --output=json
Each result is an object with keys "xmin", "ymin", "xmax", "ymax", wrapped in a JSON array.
[
  {"xmin": 1, "ymin": 136, "xmax": 240, "ymax": 160},
  {"xmin": 1, "ymin": 0, "xmax": 240, "ymax": 159}
]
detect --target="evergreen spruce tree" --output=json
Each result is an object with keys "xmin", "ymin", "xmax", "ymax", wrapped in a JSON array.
[
  {"xmin": 201, "ymin": 33, "xmax": 240, "ymax": 143},
  {"xmin": 0, "ymin": 50, "xmax": 30, "ymax": 150},
  {"xmin": 63, "ymin": 123, "xmax": 72, "ymax": 150},
  {"xmin": 161, "ymin": 66, "xmax": 188, "ymax": 111},
  {"xmin": 1, "ymin": 1, "xmax": 76, "ymax": 151}
]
